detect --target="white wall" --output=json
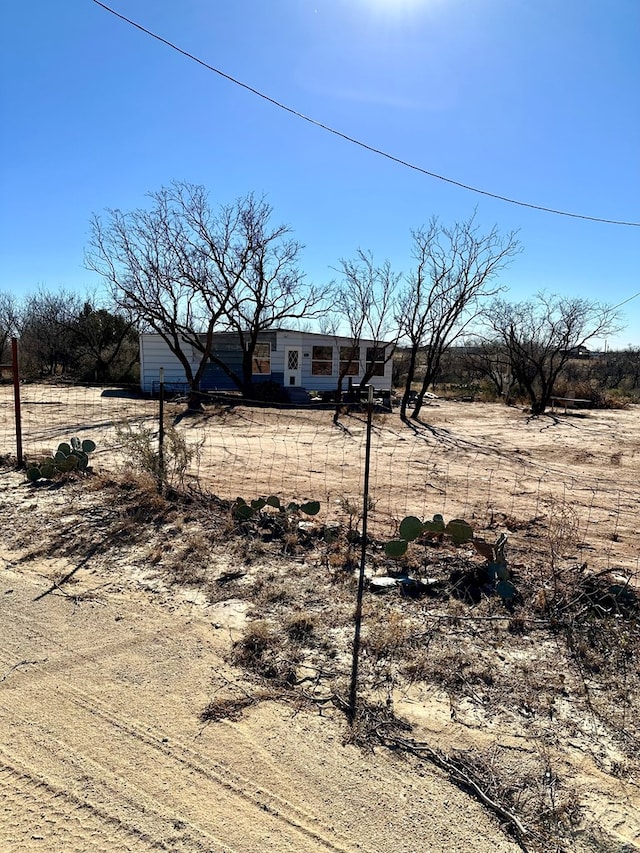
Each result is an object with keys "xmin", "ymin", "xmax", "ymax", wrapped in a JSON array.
[
  {"xmin": 139, "ymin": 331, "xmax": 394, "ymax": 393},
  {"xmin": 139, "ymin": 333, "xmax": 198, "ymax": 392}
]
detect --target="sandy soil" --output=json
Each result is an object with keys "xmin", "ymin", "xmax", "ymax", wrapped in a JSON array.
[
  {"xmin": 2, "ymin": 384, "xmax": 640, "ymax": 567},
  {"xmin": 1, "ymin": 536, "xmax": 519, "ymax": 853},
  {"xmin": 1, "ymin": 388, "xmax": 639, "ymax": 851}
]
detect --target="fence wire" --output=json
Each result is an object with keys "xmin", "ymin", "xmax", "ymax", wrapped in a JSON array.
[{"xmin": 1, "ymin": 382, "xmax": 639, "ymax": 576}]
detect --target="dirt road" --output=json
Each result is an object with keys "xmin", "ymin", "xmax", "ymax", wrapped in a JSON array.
[{"xmin": 1, "ymin": 550, "xmax": 518, "ymax": 852}]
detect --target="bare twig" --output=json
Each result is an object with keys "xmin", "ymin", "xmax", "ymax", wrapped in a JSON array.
[
  {"xmin": 381, "ymin": 733, "xmax": 530, "ymax": 850},
  {"xmin": 0, "ymin": 659, "xmax": 46, "ymax": 682}
]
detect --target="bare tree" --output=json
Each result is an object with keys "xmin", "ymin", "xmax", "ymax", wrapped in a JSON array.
[
  {"xmin": 87, "ymin": 184, "xmax": 325, "ymax": 401},
  {"xmin": 19, "ymin": 289, "xmax": 79, "ymax": 377},
  {"xmin": 462, "ymin": 338, "xmax": 517, "ymax": 401},
  {"xmin": 329, "ymin": 250, "xmax": 400, "ymax": 401},
  {"xmin": 587, "ymin": 346, "xmax": 640, "ymax": 392},
  {"xmin": 190, "ymin": 192, "xmax": 328, "ymax": 394},
  {"xmin": 486, "ymin": 293, "xmax": 622, "ymax": 414},
  {"xmin": 0, "ymin": 292, "xmax": 21, "ymax": 365},
  {"xmin": 63, "ymin": 299, "xmax": 138, "ymax": 382},
  {"xmin": 19, "ymin": 288, "xmax": 137, "ymax": 382},
  {"xmin": 396, "ymin": 215, "xmax": 520, "ymax": 419},
  {"xmin": 86, "ymin": 183, "xmax": 234, "ymax": 406}
]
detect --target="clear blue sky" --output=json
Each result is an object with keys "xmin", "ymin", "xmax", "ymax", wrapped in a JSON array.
[{"xmin": 1, "ymin": 0, "xmax": 638, "ymax": 347}]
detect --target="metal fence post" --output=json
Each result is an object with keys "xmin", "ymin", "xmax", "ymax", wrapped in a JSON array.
[
  {"xmin": 11, "ymin": 338, "xmax": 23, "ymax": 468},
  {"xmin": 348, "ymin": 384, "xmax": 374, "ymax": 725},
  {"xmin": 158, "ymin": 368, "xmax": 165, "ymax": 493}
]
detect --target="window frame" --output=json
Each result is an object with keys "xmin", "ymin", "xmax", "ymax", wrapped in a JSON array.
[
  {"xmin": 339, "ymin": 345, "xmax": 360, "ymax": 377},
  {"xmin": 365, "ymin": 345, "xmax": 386, "ymax": 377},
  {"xmin": 311, "ymin": 344, "xmax": 334, "ymax": 376},
  {"xmin": 252, "ymin": 342, "xmax": 271, "ymax": 375}
]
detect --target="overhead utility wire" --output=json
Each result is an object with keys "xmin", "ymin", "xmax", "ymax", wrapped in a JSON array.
[
  {"xmin": 93, "ymin": 0, "xmax": 639, "ymax": 228},
  {"xmin": 611, "ymin": 290, "xmax": 640, "ymax": 310}
]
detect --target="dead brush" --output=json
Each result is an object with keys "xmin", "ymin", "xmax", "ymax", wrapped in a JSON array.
[
  {"xmin": 361, "ymin": 610, "xmax": 411, "ymax": 664},
  {"xmin": 114, "ymin": 419, "xmax": 202, "ymax": 491},
  {"xmin": 440, "ymin": 743, "xmax": 582, "ymax": 851},
  {"xmin": 199, "ymin": 694, "xmax": 266, "ymax": 724},
  {"xmin": 165, "ymin": 549, "xmax": 207, "ymax": 587},
  {"xmin": 285, "ymin": 611, "xmax": 317, "ymax": 645},
  {"xmin": 233, "ymin": 534, "xmax": 267, "ymax": 565},
  {"xmin": 526, "ymin": 499, "xmax": 583, "ymax": 613},
  {"xmin": 324, "ymin": 542, "xmax": 358, "ymax": 581},
  {"xmin": 249, "ymin": 572, "xmax": 294, "ymax": 613},
  {"xmin": 547, "ymin": 501, "xmax": 581, "ymax": 573},
  {"xmin": 526, "ymin": 502, "xmax": 640, "ymax": 744},
  {"xmin": 232, "ymin": 619, "xmax": 300, "ymax": 686}
]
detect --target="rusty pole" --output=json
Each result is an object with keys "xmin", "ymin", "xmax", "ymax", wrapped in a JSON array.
[
  {"xmin": 11, "ymin": 337, "xmax": 23, "ymax": 468},
  {"xmin": 348, "ymin": 384, "xmax": 374, "ymax": 725}
]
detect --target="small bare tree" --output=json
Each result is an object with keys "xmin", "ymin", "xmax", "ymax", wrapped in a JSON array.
[
  {"xmin": 0, "ymin": 292, "xmax": 20, "ymax": 364},
  {"xmin": 329, "ymin": 250, "xmax": 400, "ymax": 400},
  {"xmin": 486, "ymin": 293, "xmax": 622, "ymax": 414},
  {"xmin": 396, "ymin": 215, "xmax": 520, "ymax": 419}
]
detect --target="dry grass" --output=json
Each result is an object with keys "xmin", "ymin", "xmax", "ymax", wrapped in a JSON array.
[{"xmin": 2, "ymin": 400, "xmax": 640, "ymax": 851}]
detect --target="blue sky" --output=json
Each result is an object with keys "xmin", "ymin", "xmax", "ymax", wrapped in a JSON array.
[{"xmin": 1, "ymin": 0, "xmax": 638, "ymax": 347}]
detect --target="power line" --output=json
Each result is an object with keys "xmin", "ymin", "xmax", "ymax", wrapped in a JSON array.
[
  {"xmin": 611, "ymin": 290, "xmax": 640, "ymax": 310},
  {"xmin": 92, "ymin": 0, "xmax": 640, "ymax": 228}
]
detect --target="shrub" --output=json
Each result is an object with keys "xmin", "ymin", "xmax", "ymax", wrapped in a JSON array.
[{"xmin": 114, "ymin": 421, "xmax": 200, "ymax": 490}]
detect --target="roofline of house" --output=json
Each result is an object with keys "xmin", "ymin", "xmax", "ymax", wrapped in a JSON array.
[{"xmin": 138, "ymin": 329, "xmax": 395, "ymax": 346}]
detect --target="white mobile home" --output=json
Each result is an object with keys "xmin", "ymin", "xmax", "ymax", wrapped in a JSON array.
[{"xmin": 139, "ymin": 330, "xmax": 394, "ymax": 397}]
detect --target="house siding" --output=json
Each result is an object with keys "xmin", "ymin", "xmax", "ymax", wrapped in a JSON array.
[
  {"xmin": 139, "ymin": 333, "xmax": 197, "ymax": 393},
  {"xmin": 139, "ymin": 331, "xmax": 393, "ymax": 394}
]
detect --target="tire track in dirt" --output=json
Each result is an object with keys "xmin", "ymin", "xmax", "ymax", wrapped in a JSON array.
[
  {"xmin": 0, "ymin": 722, "xmax": 237, "ymax": 853},
  {"xmin": 15, "ymin": 677, "xmax": 374, "ymax": 853},
  {"xmin": 0, "ymin": 586, "xmax": 378, "ymax": 853},
  {"xmin": 3, "ymin": 610, "xmax": 198, "ymax": 670},
  {"xmin": 2, "ymin": 683, "xmax": 372, "ymax": 853},
  {"xmin": 0, "ymin": 756, "xmax": 196, "ymax": 852},
  {"xmin": 2, "ymin": 558, "xmax": 522, "ymax": 852}
]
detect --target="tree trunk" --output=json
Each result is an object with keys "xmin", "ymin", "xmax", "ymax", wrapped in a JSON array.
[
  {"xmin": 412, "ymin": 373, "xmax": 432, "ymax": 419},
  {"xmin": 187, "ymin": 382, "xmax": 204, "ymax": 412},
  {"xmin": 412, "ymin": 354, "xmax": 440, "ymax": 419},
  {"xmin": 400, "ymin": 345, "xmax": 418, "ymax": 420},
  {"xmin": 241, "ymin": 350, "xmax": 255, "ymax": 397}
]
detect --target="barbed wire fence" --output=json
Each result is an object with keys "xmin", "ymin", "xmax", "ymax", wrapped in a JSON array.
[{"xmin": 1, "ymin": 376, "xmax": 639, "ymax": 578}]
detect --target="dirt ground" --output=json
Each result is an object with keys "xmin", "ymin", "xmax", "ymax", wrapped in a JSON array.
[
  {"xmin": 1, "ymin": 516, "xmax": 519, "ymax": 853},
  {"xmin": 1, "ymin": 389, "xmax": 639, "ymax": 851},
  {"xmin": 2, "ymin": 384, "xmax": 640, "ymax": 567}
]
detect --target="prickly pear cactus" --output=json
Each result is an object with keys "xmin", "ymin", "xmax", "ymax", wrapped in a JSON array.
[
  {"xmin": 487, "ymin": 533, "xmax": 516, "ymax": 600},
  {"xmin": 385, "ymin": 513, "xmax": 474, "ymax": 558},
  {"xmin": 25, "ymin": 437, "xmax": 96, "ymax": 484},
  {"xmin": 233, "ymin": 495, "xmax": 321, "ymax": 522}
]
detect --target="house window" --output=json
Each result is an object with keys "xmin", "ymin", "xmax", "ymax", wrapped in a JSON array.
[
  {"xmin": 252, "ymin": 342, "xmax": 271, "ymax": 375},
  {"xmin": 311, "ymin": 345, "xmax": 333, "ymax": 376},
  {"xmin": 366, "ymin": 346, "xmax": 386, "ymax": 377},
  {"xmin": 339, "ymin": 345, "xmax": 360, "ymax": 376}
]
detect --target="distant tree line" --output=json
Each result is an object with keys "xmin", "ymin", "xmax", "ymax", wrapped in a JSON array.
[
  {"xmin": 0, "ymin": 289, "xmax": 138, "ymax": 383},
  {"xmin": 2, "ymin": 180, "xmax": 627, "ymax": 416},
  {"xmin": 422, "ymin": 332, "xmax": 639, "ymax": 411}
]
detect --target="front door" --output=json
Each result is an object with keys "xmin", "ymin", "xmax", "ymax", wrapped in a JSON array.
[{"xmin": 284, "ymin": 347, "xmax": 302, "ymax": 387}]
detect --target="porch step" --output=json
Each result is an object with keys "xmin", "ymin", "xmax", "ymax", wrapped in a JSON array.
[{"xmin": 286, "ymin": 386, "xmax": 312, "ymax": 405}]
